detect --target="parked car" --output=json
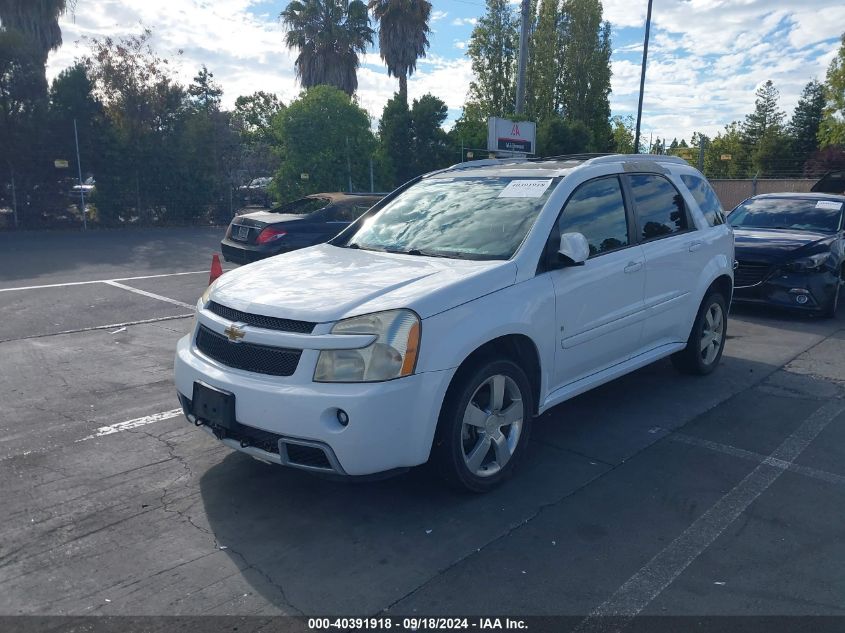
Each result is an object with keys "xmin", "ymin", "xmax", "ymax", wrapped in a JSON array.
[
  {"xmin": 237, "ymin": 176, "xmax": 273, "ymax": 207},
  {"xmin": 175, "ymin": 155, "xmax": 734, "ymax": 492},
  {"xmin": 811, "ymin": 170, "xmax": 845, "ymax": 195},
  {"xmin": 220, "ymin": 192, "xmax": 385, "ymax": 264},
  {"xmin": 728, "ymin": 193, "xmax": 844, "ymax": 317}
]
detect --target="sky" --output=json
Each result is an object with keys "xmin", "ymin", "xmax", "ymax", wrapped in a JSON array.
[{"xmin": 45, "ymin": 0, "xmax": 845, "ymax": 145}]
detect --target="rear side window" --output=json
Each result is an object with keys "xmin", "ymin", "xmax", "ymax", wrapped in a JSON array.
[
  {"xmin": 680, "ymin": 174, "xmax": 725, "ymax": 226},
  {"xmin": 628, "ymin": 174, "xmax": 689, "ymax": 241},
  {"xmin": 558, "ymin": 176, "xmax": 629, "ymax": 256}
]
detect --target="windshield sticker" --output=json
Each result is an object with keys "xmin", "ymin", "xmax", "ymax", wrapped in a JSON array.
[
  {"xmin": 815, "ymin": 200, "xmax": 843, "ymax": 211},
  {"xmin": 498, "ymin": 179, "xmax": 553, "ymax": 198}
]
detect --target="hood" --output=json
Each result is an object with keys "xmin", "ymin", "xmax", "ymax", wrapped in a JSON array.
[
  {"xmin": 733, "ymin": 227, "xmax": 834, "ymax": 263},
  {"xmin": 211, "ymin": 243, "xmax": 516, "ymax": 322}
]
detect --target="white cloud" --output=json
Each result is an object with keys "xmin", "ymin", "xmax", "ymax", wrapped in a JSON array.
[
  {"xmin": 451, "ymin": 17, "xmax": 477, "ymax": 27},
  {"xmin": 431, "ymin": 10, "xmax": 448, "ymax": 22}
]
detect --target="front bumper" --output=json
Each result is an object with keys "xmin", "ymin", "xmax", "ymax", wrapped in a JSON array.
[
  {"xmin": 174, "ymin": 335, "xmax": 453, "ymax": 476},
  {"xmin": 733, "ymin": 269, "xmax": 839, "ymax": 313}
]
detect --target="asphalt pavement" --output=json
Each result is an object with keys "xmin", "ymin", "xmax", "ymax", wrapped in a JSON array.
[{"xmin": 1, "ymin": 228, "xmax": 844, "ymax": 626}]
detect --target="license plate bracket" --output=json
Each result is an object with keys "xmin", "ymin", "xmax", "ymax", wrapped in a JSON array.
[
  {"xmin": 192, "ymin": 381, "xmax": 236, "ymax": 430},
  {"xmin": 236, "ymin": 225, "xmax": 249, "ymax": 240}
]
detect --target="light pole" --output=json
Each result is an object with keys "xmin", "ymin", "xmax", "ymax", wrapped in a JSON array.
[
  {"xmin": 515, "ymin": 0, "xmax": 531, "ymax": 115},
  {"xmin": 634, "ymin": 0, "xmax": 653, "ymax": 154},
  {"xmin": 74, "ymin": 119, "xmax": 87, "ymax": 230}
]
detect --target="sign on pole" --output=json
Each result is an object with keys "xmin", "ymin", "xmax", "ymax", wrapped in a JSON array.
[
  {"xmin": 54, "ymin": 159, "xmax": 69, "ymax": 169},
  {"xmin": 487, "ymin": 117, "xmax": 536, "ymax": 155},
  {"xmin": 720, "ymin": 154, "xmax": 732, "ymax": 161}
]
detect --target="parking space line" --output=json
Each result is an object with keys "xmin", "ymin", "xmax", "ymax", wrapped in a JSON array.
[
  {"xmin": 0, "ymin": 270, "xmax": 209, "ymax": 293},
  {"xmin": 79, "ymin": 409, "xmax": 184, "ymax": 441},
  {"xmin": 104, "ymin": 280, "xmax": 195, "ymax": 310},
  {"xmin": 575, "ymin": 397, "xmax": 845, "ymax": 633},
  {"xmin": 0, "ymin": 314, "xmax": 193, "ymax": 344},
  {"xmin": 672, "ymin": 432, "xmax": 845, "ymax": 487}
]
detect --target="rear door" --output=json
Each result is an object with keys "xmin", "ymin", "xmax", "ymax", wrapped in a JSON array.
[
  {"xmin": 549, "ymin": 175, "xmax": 647, "ymax": 388},
  {"xmin": 625, "ymin": 173, "xmax": 704, "ymax": 348}
]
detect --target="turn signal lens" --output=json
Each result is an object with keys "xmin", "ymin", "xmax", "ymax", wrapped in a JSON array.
[{"xmin": 256, "ymin": 227, "xmax": 287, "ymax": 244}]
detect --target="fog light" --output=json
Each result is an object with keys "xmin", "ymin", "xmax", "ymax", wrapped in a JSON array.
[
  {"xmin": 336, "ymin": 409, "xmax": 349, "ymax": 426},
  {"xmin": 795, "ymin": 294, "xmax": 809, "ymax": 305}
]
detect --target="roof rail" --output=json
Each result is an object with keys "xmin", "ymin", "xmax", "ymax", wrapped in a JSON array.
[
  {"xmin": 444, "ymin": 157, "xmax": 530, "ymax": 172},
  {"xmin": 585, "ymin": 153, "xmax": 690, "ymax": 166},
  {"xmin": 528, "ymin": 153, "xmax": 613, "ymax": 162}
]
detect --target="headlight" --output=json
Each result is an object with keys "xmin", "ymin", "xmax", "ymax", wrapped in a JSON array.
[
  {"xmin": 200, "ymin": 280, "xmax": 218, "ymax": 307},
  {"xmin": 314, "ymin": 309, "xmax": 421, "ymax": 382},
  {"xmin": 783, "ymin": 253, "xmax": 830, "ymax": 273}
]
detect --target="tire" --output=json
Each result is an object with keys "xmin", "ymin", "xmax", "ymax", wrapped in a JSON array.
[
  {"xmin": 432, "ymin": 358, "xmax": 533, "ymax": 493},
  {"xmin": 821, "ymin": 277, "xmax": 841, "ymax": 319},
  {"xmin": 671, "ymin": 291, "xmax": 728, "ymax": 376}
]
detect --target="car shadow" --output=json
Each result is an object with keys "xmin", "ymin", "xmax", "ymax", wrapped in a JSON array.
[{"xmin": 198, "ymin": 351, "xmax": 786, "ymax": 615}]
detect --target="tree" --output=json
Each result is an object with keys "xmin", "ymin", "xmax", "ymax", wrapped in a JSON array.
[
  {"xmin": 526, "ymin": 0, "xmax": 560, "ymax": 121},
  {"xmin": 271, "ymin": 85, "xmax": 375, "ymax": 199},
  {"xmin": 610, "ymin": 115, "xmax": 635, "ymax": 154},
  {"xmin": 377, "ymin": 92, "xmax": 413, "ymax": 186},
  {"xmin": 743, "ymin": 80, "xmax": 785, "ymax": 147},
  {"xmin": 447, "ymin": 103, "xmax": 488, "ymax": 159},
  {"xmin": 83, "ymin": 29, "xmax": 187, "ymax": 222},
  {"xmin": 537, "ymin": 117, "xmax": 591, "ymax": 156},
  {"xmin": 0, "ymin": 29, "xmax": 50, "ymax": 226},
  {"xmin": 819, "ymin": 33, "xmax": 845, "ymax": 148},
  {"xmin": 280, "ymin": 0, "xmax": 374, "ymax": 96},
  {"xmin": 410, "ymin": 93, "xmax": 449, "ymax": 175},
  {"xmin": 368, "ymin": 0, "xmax": 431, "ymax": 102},
  {"xmin": 0, "ymin": 0, "xmax": 71, "ymax": 90},
  {"xmin": 704, "ymin": 122, "xmax": 750, "ymax": 178},
  {"xmin": 558, "ymin": 0, "xmax": 612, "ymax": 150},
  {"xmin": 466, "ymin": 0, "xmax": 518, "ymax": 117},
  {"xmin": 188, "ymin": 65, "xmax": 223, "ymax": 113},
  {"xmin": 232, "ymin": 91, "xmax": 284, "ymax": 183},
  {"xmin": 789, "ymin": 81, "xmax": 825, "ymax": 159}
]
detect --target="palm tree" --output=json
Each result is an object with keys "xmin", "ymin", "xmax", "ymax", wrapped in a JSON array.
[
  {"xmin": 281, "ymin": 0, "xmax": 374, "ymax": 97},
  {"xmin": 0, "ymin": 0, "xmax": 72, "ymax": 67},
  {"xmin": 368, "ymin": 0, "xmax": 431, "ymax": 102}
]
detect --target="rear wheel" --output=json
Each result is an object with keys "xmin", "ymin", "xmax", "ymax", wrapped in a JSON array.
[
  {"xmin": 671, "ymin": 291, "xmax": 727, "ymax": 375},
  {"xmin": 432, "ymin": 359, "xmax": 533, "ymax": 493}
]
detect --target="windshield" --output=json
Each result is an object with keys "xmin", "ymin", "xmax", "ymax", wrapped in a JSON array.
[
  {"xmin": 272, "ymin": 197, "xmax": 330, "ymax": 215},
  {"xmin": 728, "ymin": 197, "xmax": 843, "ymax": 233},
  {"xmin": 345, "ymin": 176, "xmax": 560, "ymax": 260}
]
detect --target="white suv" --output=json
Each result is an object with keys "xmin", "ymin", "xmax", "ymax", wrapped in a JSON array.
[{"xmin": 174, "ymin": 155, "xmax": 734, "ymax": 492}]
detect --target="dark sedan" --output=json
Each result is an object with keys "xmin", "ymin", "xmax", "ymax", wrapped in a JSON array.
[
  {"xmin": 728, "ymin": 193, "xmax": 844, "ymax": 317},
  {"xmin": 221, "ymin": 192, "xmax": 384, "ymax": 264}
]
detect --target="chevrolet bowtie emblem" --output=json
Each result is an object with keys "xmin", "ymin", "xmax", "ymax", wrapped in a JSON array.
[{"xmin": 223, "ymin": 324, "xmax": 246, "ymax": 342}]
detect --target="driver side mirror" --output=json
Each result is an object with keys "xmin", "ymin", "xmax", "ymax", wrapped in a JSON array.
[{"xmin": 558, "ymin": 232, "xmax": 590, "ymax": 266}]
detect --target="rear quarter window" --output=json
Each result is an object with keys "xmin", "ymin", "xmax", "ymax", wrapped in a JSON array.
[{"xmin": 680, "ymin": 174, "xmax": 726, "ymax": 227}]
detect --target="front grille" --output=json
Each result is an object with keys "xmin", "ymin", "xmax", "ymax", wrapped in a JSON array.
[
  {"xmin": 196, "ymin": 325, "xmax": 301, "ymax": 376},
  {"xmin": 734, "ymin": 261, "xmax": 772, "ymax": 288},
  {"xmin": 208, "ymin": 301, "xmax": 316, "ymax": 334}
]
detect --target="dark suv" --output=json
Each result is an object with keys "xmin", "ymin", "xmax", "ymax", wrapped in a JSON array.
[{"xmin": 221, "ymin": 192, "xmax": 384, "ymax": 264}]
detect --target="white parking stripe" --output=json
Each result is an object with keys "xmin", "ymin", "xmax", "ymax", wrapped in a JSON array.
[
  {"xmin": 672, "ymin": 433, "xmax": 845, "ymax": 487},
  {"xmin": 104, "ymin": 280, "xmax": 196, "ymax": 310},
  {"xmin": 0, "ymin": 314, "xmax": 193, "ymax": 345},
  {"xmin": 576, "ymin": 397, "xmax": 845, "ymax": 633},
  {"xmin": 0, "ymin": 270, "xmax": 209, "ymax": 293},
  {"xmin": 79, "ymin": 409, "xmax": 184, "ymax": 441}
]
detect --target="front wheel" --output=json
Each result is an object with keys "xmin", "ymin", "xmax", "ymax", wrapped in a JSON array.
[
  {"xmin": 672, "ymin": 291, "xmax": 728, "ymax": 376},
  {"xmin": 432, "ymin": 359, "xmax": 533, "ymax": 493}
]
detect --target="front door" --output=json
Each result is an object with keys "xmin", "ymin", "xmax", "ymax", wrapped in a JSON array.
[{"xmin": 549, "ymin": 176, "xmax": 646, "ymax": 389}]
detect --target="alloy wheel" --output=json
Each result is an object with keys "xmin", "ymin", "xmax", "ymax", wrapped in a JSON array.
[
  {"xmin": 700, "ymin": 302, "xmax": 724, "ymax": 366},
  {"xmin": 460, "ymin": 374, "xmax": 524, "ymax": 477}
]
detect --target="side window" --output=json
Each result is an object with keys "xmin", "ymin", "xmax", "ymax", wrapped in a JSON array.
[
  {"xmin": 558, "ymin": 176, "xmax": 629, "ymax": 256},
  {"xmin": 628, "ymin": 174, "xmax": 690, "ymax": 241},
  {"xmin": 680, "ymin": 174, "xmax": 725, "ymax": 226}
]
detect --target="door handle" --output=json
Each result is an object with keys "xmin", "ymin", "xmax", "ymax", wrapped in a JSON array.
[
  {"xmin": 624, "ymin": 261, "xmax": 643, "ymax": 273},
  {"xmin": 687, "ymin": 241, "xmax": 703, "ymax": 252}
]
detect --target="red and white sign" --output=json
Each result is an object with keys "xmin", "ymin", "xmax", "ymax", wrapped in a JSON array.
[{"xmin": 487, "ymin": 117, "xmax": 536, "ymax": 155}]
